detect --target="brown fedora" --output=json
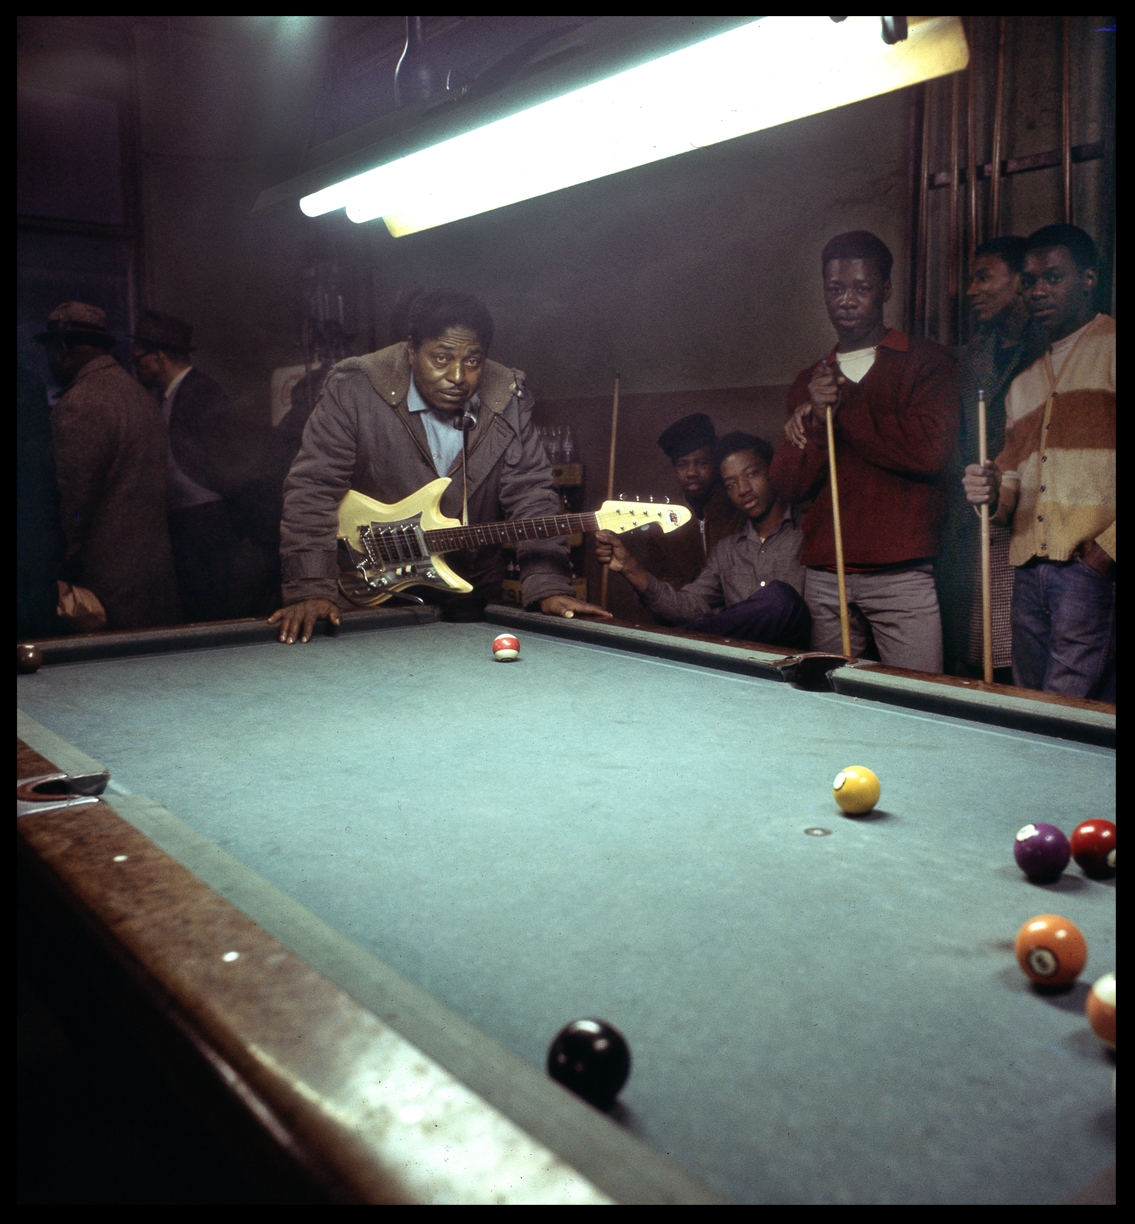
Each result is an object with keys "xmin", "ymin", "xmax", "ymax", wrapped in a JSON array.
[
  {"xmin": 131, "ymin": 309, "xmax": 195, "ymax": 354},
  {"xmin": 35, "ymin": 301, "xmax": 117, "ymax": 348}
]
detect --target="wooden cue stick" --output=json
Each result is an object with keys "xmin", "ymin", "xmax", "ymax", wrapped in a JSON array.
[
  {"xmin": 948, "ymin": 72, "xmax": 961, "ymax": 345},
  {"xmin": 965, "ymin": 17, "xmax": 978, "ymax": 267},
  {"xmin": 599, "ymin": 371, "xmax": 621, "ymax": 610},
  {"xmin": 1061, "ymin": 15, "xmax": 1073, "ymax": 223},
  {"xmin": 824, "ymin": 398, "xmax": 852, "ymax": 657},
  {"xmin": 989, "ymin": 17, "xmax": 1006, "ymax": 238},
  {"xmin": 977, "ymin": 389, "xmax": 994, "ymax": 683}
]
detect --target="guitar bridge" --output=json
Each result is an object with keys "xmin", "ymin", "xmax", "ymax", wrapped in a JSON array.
[{"xmin": 339, "ymin": 514, "xmax": 445, "ymax": 605}]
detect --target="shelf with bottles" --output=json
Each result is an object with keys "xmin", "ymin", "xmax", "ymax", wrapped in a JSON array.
[{"xmin": 536, "ymin": 424, "xmax": 580, "ymax": 473}]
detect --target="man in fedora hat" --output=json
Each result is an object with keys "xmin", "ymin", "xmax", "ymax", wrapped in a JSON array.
[
  {"xmin": 36, "ymin": 301, "xmax": 180, "ymax": 630},
  {"xmin": 132, "ymin": 310, "xmax": 267, "ymax": 621}
]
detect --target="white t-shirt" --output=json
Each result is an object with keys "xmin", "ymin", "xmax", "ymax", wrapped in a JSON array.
[
  {"xmin": 1048, "ymin": 315, "xmax": 1098, "ymax": 380},
  {"xmin": 835, "ymin": 345, "xmax": 877, "ymax": 383}
]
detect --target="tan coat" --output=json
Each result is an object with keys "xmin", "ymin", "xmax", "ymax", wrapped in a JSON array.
[{"xmin": 51, "ymin": 354, "xmax": 181, "ymax": 629}]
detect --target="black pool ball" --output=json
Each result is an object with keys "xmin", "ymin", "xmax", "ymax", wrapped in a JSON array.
[
  {"xmin": 547, "ymin": 1019, "xmax": 631, "ymax": 1109},
  {"xmin": 17, "ymin": 644, "xmax": 43, "ymax": 675}
]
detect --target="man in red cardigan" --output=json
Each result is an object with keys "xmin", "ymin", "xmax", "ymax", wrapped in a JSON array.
[{"xmin": 769, "ymin": 231, "xmax": 958, "ymax": 671}]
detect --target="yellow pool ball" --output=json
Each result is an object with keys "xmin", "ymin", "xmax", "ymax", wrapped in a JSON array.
[{"xmin": 832, "ymin": 766, "xmax": 881, "ymax": 815}]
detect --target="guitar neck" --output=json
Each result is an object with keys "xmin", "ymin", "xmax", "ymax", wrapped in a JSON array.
[{"xmin": 425, "ymin": 513, "xmax": 599, "ymax": 553}]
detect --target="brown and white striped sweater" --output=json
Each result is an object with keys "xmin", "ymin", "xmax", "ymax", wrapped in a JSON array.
[{"xmin": 993, "ymin": 314, "xmax": 1115, "ymax": 566}]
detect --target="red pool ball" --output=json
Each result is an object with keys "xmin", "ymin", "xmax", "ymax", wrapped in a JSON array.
[
  {"xmin": 1014, "ymin": 913, "xmax": 1088, "ymax": 987},
  {"xmin": 1070, "ymin": 819, "xmax": 1115, "ymax": 878},
  {"xmin": 492, "ymin": 633, "xmax": 520, "ymax": 661}
]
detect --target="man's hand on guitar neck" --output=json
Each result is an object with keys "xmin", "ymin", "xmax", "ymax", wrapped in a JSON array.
[{"xmin": 269, "ymin": 599, "xmax": 341, "ymax": 644}]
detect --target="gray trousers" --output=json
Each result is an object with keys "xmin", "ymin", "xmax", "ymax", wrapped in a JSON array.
[{"xmin": 804, "ymin": 563, "xmax": 943, "ymax": 673}]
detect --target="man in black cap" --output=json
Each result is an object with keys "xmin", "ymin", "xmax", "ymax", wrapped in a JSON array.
[
  {"xmin": 640, "ymin": 413, "xmax": 745, "ymax": 592},
  {"xmin": 36, "ymin": 302, "xmax": 180, "ymax": 630},
  {"xmin": 132, "ymin": 310, "xmax": 266, "ymax": 621}
]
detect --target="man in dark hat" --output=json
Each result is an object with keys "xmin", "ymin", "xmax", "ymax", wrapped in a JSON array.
[
  {"xmin": 132, "ymin": 310, "xmax": 266, "ymax": 621},
  {"xmin": 640, "ymin": 413, "xmax": 745, "ymax": 592},
  {"xmin": 36, "ymin": 302, "xmax": 180, "ymax": 630}
]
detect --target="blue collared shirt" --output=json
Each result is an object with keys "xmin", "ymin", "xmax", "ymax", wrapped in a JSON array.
[{"xmin": 407, "ymin": 377, "xmax": 479, "ymax": 476}]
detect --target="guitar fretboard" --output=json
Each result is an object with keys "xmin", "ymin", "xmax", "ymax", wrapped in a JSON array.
[{"xmin": 425, "ymin": 514, "xmax": 599, "ymax": 553}]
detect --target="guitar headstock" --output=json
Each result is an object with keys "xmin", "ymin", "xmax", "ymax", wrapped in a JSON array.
[{"xmin": 595, "ymin": 500, "xmax": 692, "ymax": 535}]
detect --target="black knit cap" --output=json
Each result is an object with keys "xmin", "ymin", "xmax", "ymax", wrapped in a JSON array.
[{"xmin": 658, "ymin": 413, "xmax": 717, "ymax": 460}]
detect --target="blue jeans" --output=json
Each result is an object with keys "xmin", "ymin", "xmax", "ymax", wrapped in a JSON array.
[
  {"xmin": 1011, "ymin": 558, "xmax": 1116, "ymax": 700},
  {"xmin": 684, "ymin": 581, "xmax": 812, "ymax": 649}
]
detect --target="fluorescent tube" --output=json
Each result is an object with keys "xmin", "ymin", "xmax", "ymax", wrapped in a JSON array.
[{"xmin": 301, "ymin": 16, "xmax": 968, "ymax": 237}]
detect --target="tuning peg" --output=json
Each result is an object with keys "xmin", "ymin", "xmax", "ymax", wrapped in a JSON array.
[
  {"xmin": 648, "ymin": 495, "xmax": 654, "ymax": 503},
  {"xmin": 664, "ymin": 496, "xmax": 671, "ymax": 504},
  {"xmin": 619, "ymin": 493, "xmax": 626, "ymax": 501}
]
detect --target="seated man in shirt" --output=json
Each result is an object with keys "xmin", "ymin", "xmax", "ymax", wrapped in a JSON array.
[
  {"xmin": 637, "ymin": 413, "xmax": 744, "ymax": 590},
  {"xmin": 770, "ymin": 230, "xmax": 958, "ymax": 670},
  {"xmin": 963, "ymin": 224, "xmax": 1114, "ymax": 700},
  {"xmin": 271, "ymin": 289, "xmax": 606, "ymax": 643},
  {"xmin": 595, "ymin": 432, "xmax": 810, "ymax": 647}
]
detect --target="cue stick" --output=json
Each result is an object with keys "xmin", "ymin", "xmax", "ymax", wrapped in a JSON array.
[
  {"xmin": 599, "ymin": 371, "xmax": 621, "ymax": 610},
  {"xmin": 989, "ymin": 17, "xmax": 1006, "ymax": 238},
  {"xmin": 965, "ymin": 18, "xmax": 978, "ymax": 267},
  {"xmin": 1061, "ymin": 16, "xmax": 1073, "ymax": 223},
  {"xmin": 977, "ymin": 388, "xmax": 994, "ymax": 683},
  {"xmin": 824, "ymin": 380, "xmax": 852, "ymax": 658},
  {"xmin": 948, "ymin": 71, "xmax": 961, "ymax": 345}
]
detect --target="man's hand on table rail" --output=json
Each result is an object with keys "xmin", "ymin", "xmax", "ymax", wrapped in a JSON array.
[
  {"xmin": 269, "ymin": 599, "xmax": 341, "ymax": 644},
  {"xmin": 540, "ymin": 594, "xmax": 612, "ymax": 619}
]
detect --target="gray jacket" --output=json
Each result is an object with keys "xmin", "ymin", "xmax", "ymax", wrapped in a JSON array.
[{"xmin": 281, "ymin": 342, "xmax": 574, "ymax": 606}]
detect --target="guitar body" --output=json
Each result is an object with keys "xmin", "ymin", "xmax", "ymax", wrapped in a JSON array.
[
  {"xmin": 337, "ymin": 480, "xmax": 470, "ymax": 606},
  {"xmin": 337, "ymin": 478, "xmax": 691, "ymax": 607}
]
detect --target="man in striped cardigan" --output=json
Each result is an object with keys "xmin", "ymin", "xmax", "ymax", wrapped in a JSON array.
[{"xmin": 963, "ymin": 225, "xmax": 1115, "ymax": 701}]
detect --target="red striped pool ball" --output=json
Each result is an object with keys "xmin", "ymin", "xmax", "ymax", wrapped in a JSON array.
[
  {"xmin": 1070, "ymin": 819, "xmax": 1115, "ymax": 878},
  {"xmin": 1013, "ymin": 823, "xmax": 1070, "ymax": 881},
  {"xmin": 491, "ymin": 633, "xmax": 520, "ymax": 661}
]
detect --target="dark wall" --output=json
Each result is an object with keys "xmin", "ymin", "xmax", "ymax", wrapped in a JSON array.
[{"xmin": 361, "ymin": 88, "xmax": 910, "ymax": 402}]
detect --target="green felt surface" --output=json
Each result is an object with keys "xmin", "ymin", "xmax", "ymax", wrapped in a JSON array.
[{"xmin": 18, "ymin": 620, "xmax": 1116, "ymax": 1204}]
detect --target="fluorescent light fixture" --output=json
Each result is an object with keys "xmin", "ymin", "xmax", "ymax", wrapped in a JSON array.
[{"xmin": 301, "ymin": 16, "xmax": 968, "ymax": 237}]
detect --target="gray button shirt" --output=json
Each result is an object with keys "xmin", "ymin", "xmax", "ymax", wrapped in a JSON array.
[{"xmin": 640, "ymin": 508, "xmax": 805, "ymax": 625}]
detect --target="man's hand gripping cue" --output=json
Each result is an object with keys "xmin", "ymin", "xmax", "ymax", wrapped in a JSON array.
[{"xmin": 785, "ymin": 358, "xmax": 845, "ymax": 450}]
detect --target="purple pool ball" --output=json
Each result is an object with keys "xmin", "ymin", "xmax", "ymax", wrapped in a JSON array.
[{"xmin": 1013, "ymin": 823, "xmax": 1071, "ymax": 880}]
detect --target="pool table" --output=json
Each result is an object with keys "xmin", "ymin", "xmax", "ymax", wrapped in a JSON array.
[{"xmin": 16, "ymin": 606, "xmax": 1116, "ymax": 1204}]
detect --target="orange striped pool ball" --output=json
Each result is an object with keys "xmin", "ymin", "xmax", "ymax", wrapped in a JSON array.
[
  {"xmin": 1014, "ymin": 913, "xmax": 1088, "ymax": 987},
  {"xmin": 1086, "ymin": 972, "xmax": 1116, "ymax": 1049}
]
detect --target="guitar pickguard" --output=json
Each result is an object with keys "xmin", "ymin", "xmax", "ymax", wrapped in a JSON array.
[{"xmin": 337, "ymin": 481, "xmax": 472, "ymax": 607}]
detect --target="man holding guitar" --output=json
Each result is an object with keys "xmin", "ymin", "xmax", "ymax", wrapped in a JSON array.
[{"xmin": 271, "ymin": 291, "xmax": 608, "ymax": 643}]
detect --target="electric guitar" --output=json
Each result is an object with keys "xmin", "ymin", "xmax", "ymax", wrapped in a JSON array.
[{"xmin": 337, "ymin": 477, "xmax": 691, "ymax": 606}]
